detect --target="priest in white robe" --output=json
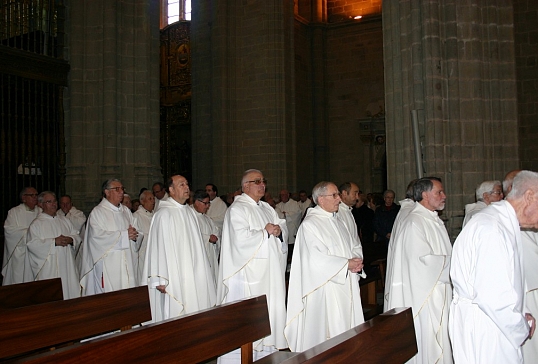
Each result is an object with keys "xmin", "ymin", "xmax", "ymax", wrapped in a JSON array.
[
  {"xmin": 80, "ymin": 179, "xmax": 140, "ymax": 295},
  {"xmin": 2, "ymin": 187, "xmax": 41, "ymax": 285},
  {"xmin": 462, "ymin": 180, "xmax": 503, "ymax": 227},
  {"xmin": 24, "ymin": 191, "xmax": 81, "ymax": 299},
  {"xmin": 297, "ymin": 190, "xmax": 312, "ymax": 217},
  {"xmin": 206, "ymin": 183, "xmax": 228, "ymax": 231},
  {"xmin": 217, "ymin": 169, "xmax": 288, "ymax": 362},
  {"xmin": 384, "ymin": 177, "xmax": 453, "ymax": 364},
  {"xmin": 450, "ymin": 170, "xmax": 538, "ymax": 364},
  {"xmin": 285, "ymin": 181, "xmax": 364, "ymax": 352},
  {"xmin": 337, "ymin": 182, "xmax": 365, "ymax": 262},
  {"xmin": 143, "ymin": 175, "xmax": 216, "ymax": 322},
  {"xmin": 521, "ymin": 229, "xmax": 538, "ymax": 363},
  {"xmin": 132, "ymin": 190, "xmax": 155, "ymax": 285},
  {"xmin": 152, "ymin": 182, "xmax": 168, "ymax": 211},
  {"xmin": 275, "ymin": 189, "xmax": 302, "ymax": 245},
  {"xmin": 191, "ymin": 189, "xmax": 220, "ymax": 285}
]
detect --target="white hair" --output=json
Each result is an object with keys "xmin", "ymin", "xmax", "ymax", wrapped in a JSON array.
[
  {"xmin": 507, "ymin": 170, "xmax": 538, "ymax": 200},
  {"xmin": 241, "ymin": 169, "xmax": 262, "ymax": 186},
  {"xmin": 139, "ymin": 190, "xmax": 152, "ymax": 201},
  {"xmin": 311, "ymin": 181, "xmax": 334, "ymax": 205},
  {"xmin": 475, "ymin": 180, "xmax": 501, "ymax": 201}
]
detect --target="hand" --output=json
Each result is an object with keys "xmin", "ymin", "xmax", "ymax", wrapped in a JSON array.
[
  {"xmin": 265, "ymin": 223, "xmax": 281, "ymax": 237},
  {"xmin": 54, "ymin": 235, "xmax": 73, "ymax": 247},
  {"xmin": 156, "ymin": 285, "xmax": 166, "ymax": 293},
  {"xmin": 348, "ymin": 257, "xmax": 364, "ymax": 273},
  {"xmin": 128, "ymin": 225, "xmax": 138, "ymax": 241},
  {"xmin": 526, "ymin": 313, "xmax": 536, "ymax": 339},
  {"xmin": 209, "ymin": 234, "xmax": 218, "ymax": 243}
]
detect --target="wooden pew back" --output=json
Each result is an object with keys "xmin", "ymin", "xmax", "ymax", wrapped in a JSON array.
[
  {"xmin": 258, "ymin": 307, "xmax": 416, "ymax": 364},
  {"xmin": 0, "ymin": 278, "xmax": 63, "ymax": 310},
  {"xmin": 22, "ymin": 295, "xmax": 271, "ymax": 364},
  {"xmin": 0, "ymin": 285, "xmax": 151, "ymax": 360}
]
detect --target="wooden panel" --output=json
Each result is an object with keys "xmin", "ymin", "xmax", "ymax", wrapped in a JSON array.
[
  {"xmin": 0, "ymin": 286, "xmax": 151, "ymax": 360},
  {"xmin": 0, "ymin": 278, "xmax": 63, "ymax": 310},
  {"xmin": 23, "ymin": 296, "xmax": 271, "ymax": 364}
]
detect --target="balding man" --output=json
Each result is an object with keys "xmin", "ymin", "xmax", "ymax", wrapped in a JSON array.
[
  {"xmin": 462, "ymin": 180, "xmax": 503, "ymax": 227},
  {"xmin": 2, "ymin": 187, "xmax": 41, "ymax": 285},
  {"xmin": 25, "ymin": 191, "xmax": 81, "ymax": 299},
  {"xmin": 337, "ymin": 182, "xmax": 365, "ymax": 275},
  {"xmin": 144, "ymin": 175, "xmax": 216, "ymax": 322},
  {"xmin": 132, "ymin": 190, "xmax": 155, "ymax": 285},
  {"xmin": 384, "ymin": 177, "xmax": 452, "ymax": 364},
  {"xmin": 218, "ymin": 169, "xmax": 288, "ymax": 362},
  {"xmin": 285, "ymin": 181, "xmax": 364, "ymax": 352},
  {"xmin": 80, "ymin": 179, "xmax": 139, "ymax": 295},
  {"xmin": 56, "ymin": 195, "xmax": 86, "ymax": 234},
  {"xmin": 450, "ymin": 170, "xmax": 538, "ymax": 363},
  {"xmin": 152, "ymin": 182, "xmax": 168, "ymax": 211}
]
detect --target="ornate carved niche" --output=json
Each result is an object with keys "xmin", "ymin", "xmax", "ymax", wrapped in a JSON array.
[{"xmin": 160, "ymin": 21, "xmax": 192, "ymax": 180}]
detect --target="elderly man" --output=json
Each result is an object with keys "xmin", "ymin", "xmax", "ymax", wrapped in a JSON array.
[
  {"xmin": 450, "ymin": 170, "xmax": 538, "ymax": 363},
  {"xmin": 152, "ymin": 182, "xmax": 168, "ymax": 210},
  {"xmin": 191, "ymin": 189, "xmax": 220, "ymax": 284},
  {"xmin": 462, "ymin": 180, "xmax": 503, "ymax": 227},
  {"xmin": 122, "ymin": 193, "xmax": 133, "ymax": 211},
  {"xmin": 2, "ymin": 187, "xmax": 41, "ymax": 285},
  {"xmin": 205, "ymin": 183, "xmax": 227, "ymax": 231},
  {"xmin": 384, "ymin": 177, "xmax": 452, "ymax": 363},
  {"xmin": 285, "ymin": 181, "xmax": 364, "ymax": 352},
  {"xmin": 217, "ymin": 169, "xmax": 288, "ymax": 362},
  {"xmin": 275, "ymin": 189, "xmax": 302, "ymax": 269},
  {"xmin": 373, "ymin": 189, "xmax": 400, "ymax": 245},
  {"xmin": 57, "ymin": 195, "xmax": 86, "ymax": 234},
  {"xmin": 132, "ymin": 190, "xmax": 155, "ymax": 285},
  {"xmin": 80, "ymin": 179, "xmax": 139, "ymax": 295},
  {"xmin": 337, "ymin": 182, "xmax": 365, "ymax": 273},
  {"xmin": 24, "ymin": 191, "xmax": 81, "ymax": 299},
  {"xmin": 144, "ymin": 175, "xmax": 216, "ymax": 322}
]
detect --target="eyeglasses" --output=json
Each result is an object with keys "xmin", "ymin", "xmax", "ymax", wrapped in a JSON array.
[
  {"xmin": 197, "ymin": 200, "xmax": 210, "ymax": 205},
  {"xmin": 246, "ymin": 179, "xmax": 267, "ymax": 185},
  {"xmin": 320, "ymin": 192, "xmax": 340, "ymax": 199},
  {"xmin": 152, "ymin": 189, "xmax": 162, "ymax": 194},
  {"xmin": 23, "ymin": 193, "xmax": 38, "ymax": 197},
  {"xmin": 43, "ymin": 200, "xmax": 57, "ymax": 204},
  {"xmin": 490, "ymin": 191, "xmax": 503, "ymax": 196},
  {"xmin": 107, "ymin": 186, "xmax": 125, "ymax": 192}
]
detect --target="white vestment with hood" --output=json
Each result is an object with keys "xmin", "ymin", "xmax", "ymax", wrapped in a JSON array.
[
  {"xmin": 143, "ymin": 198, "xmax": 216, "ymax": 322},
  {"xmin": 450, "ymin": 201, "xmax": 530, "ymax": 364},
  {"xmin": 80, "ymin": 198, "xmax": 138, "ymax": 295},
  {"xmin": 284, "ymin": 205, "xmax": 364, "ymax": 352},
  {"xmin": 217, "ymin": 193, "xmax": 288, "ymax": 361},
  {"xmin": 2, "ymin": 204, "xmax": 41, "ymax": 285},
  {"xmin": 384, "ymin": 202, "xmax": 453, "ymax": 364},
  {"xmin": 24, "ymin": 213, "xmax": 81, "ymax": 299}
]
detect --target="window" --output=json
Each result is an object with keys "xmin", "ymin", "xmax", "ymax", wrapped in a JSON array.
[{"xmin": 165, "ymin": 0, "xmax": 191, "ymax": 26}]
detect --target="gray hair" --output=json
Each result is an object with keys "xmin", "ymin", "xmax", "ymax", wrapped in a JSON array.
[
  {"xmin": 413, "ymin": 177, "xmax": 442, "ymax": 202},
  {"xmin": 38, "ymin": 191, "xmax": 56, "ymax": 204},
  {"xmin": 241, "ymin": 169, "xmax": 263, "ymax": 187},
  {"xmin": 20, "ymin": 186, "xmax": 37, "ymax": 200},
  {"xmin": 507, "ymin": 170, "xmax": 538, "ymax": 200},
  {"xmin": 383, "ymin": 189, "xmax": 396, "ymax": 198},
  {"xmin": 475, "ymin": 180, "xmax": 501, "ymax": 201},
  {"xmin": 101, "ymin": 178, "xmax": 122, "ymax": 193},
  {"xmin": 139, "ymin": 190, "xmax": 153, "ymax": 201},
  {"xmin": 312, "ymin": 181, "xmax": 335, "ymax": 205}
]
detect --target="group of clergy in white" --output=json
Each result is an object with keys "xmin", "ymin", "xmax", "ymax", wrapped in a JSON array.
[{"xmin": 384, "ymin": 171, "xmax": 538, "ymax": 363}]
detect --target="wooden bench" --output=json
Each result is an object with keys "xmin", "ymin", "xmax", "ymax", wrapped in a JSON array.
[
  {"xmin": 19, "ymin": 295, "xmax": 271, "ymax": 364},
  {"xmin": 0, "ymin": 278, "xmax": 63, "ymax": 310},
  {"xmin": 0, "ymin": 285, "xmax": 151, "ymax": 361},
  {"xmin": 257, "ymin": 307, "xmax": 416, "ymax": 364}
]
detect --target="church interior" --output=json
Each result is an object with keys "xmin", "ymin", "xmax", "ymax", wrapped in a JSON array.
[{"xmin": 1, "ymin": 0, "xmax": 538, "ymax": 252}]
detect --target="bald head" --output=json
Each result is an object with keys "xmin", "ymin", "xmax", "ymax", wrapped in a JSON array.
[{"xmin": 503, "ymin": 169, "xmax": 522, "ymax": 196}]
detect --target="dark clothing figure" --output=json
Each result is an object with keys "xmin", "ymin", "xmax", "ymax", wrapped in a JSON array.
[
  {"xmin": 373, "ymin": 203, "xmax": 400, "ymax": 245},
  {"xmin": 352, "ymin": 204, "xmax": 375, "ymax": 245}
]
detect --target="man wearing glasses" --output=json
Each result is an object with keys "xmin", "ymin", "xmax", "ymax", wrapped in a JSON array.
[
  {"xmin": 285, "ymin": 181, "xmax": 365, "ymax": 352},
  {"xmin": 152, "ymin": 181, "xmax": 168, "ymax": 211},
  {"xmin": 24, "ymin": 191, "xmax": 81, "ymax": 299},
  {"xmin": 2, "ymin": 186, "xmax": 41, "ymax": 285},
  {"xmin": 217, "ymin": 169, "xmax": 288, "ymax": 362},
  {"xmin": 80, "ymin": 178, "xmax": 140, "ymax": 296},
  {"xmin": 462, "ymin": 180, "xmax": 503, "ymax": 227}
]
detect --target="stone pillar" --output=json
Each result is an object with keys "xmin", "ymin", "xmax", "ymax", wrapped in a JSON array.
[
  {"xmin": 383, "ymin": 0, "xmax": 519, "ymax": 238},
  {"xmin": 65, "ymin": 0, "xmax": 162, "ymax": 212},
  {"xmin": 191, "ymin": 0, "xmax": 296, "ymax": 194}
]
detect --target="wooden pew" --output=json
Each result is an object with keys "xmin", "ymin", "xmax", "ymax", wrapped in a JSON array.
[
  {"xmin": 20, "ymin": 295, "xmax": 271, "ymax": 364},
  {"xmin": 257, "ymin": 307, "xmax": 416, "ymax": 364},
  {"xmin": 0, "ymin": 278, "xmax": 63, "ymax": 310},
  {"xmin": 0, "ymin": 285, "xmax": 151, "ymax": 361}
]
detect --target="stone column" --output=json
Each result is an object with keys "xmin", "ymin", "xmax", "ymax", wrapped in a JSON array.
[
  {"xmin": 65, "ymin": 0, "xmax": 162, "ymax": 212},
  {"xmin": 191, "ymin": 0, "xmax": 296, "ymax": 193},
  {"xmin": 383, "ymin": 0, "xmax": 519, "ymax": 238}
]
